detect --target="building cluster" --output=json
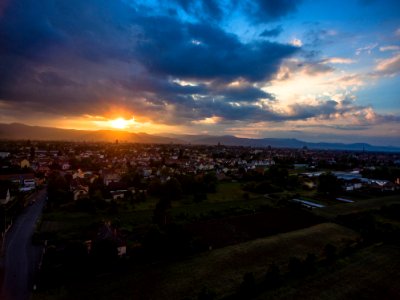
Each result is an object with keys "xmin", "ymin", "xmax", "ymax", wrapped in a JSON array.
[
  {"xmin": 0, "ymin": 141, "xmax": 399, "ymax": 205},
  {"xmin": 301, "ymin": 170, "xmax": 397, "ymax": 192}
]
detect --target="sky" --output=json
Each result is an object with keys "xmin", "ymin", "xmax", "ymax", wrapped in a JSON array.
[{"xmin": 0, "ymin": 0, "xmax": 399, "ymax": 145}]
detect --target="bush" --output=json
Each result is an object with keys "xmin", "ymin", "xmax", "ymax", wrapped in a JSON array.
[
  {"xmin": 324, "ymin": 243, "xmax": 337, "ymax": 262},
  {"xmin": 304, "ymin": 253, "xmax": 316, "ymax": 273},
  {"xmin": 239, "ymin": 272, "xmax": 256, "ymax": 297},
  {"xmin": 288, "ymin": 257, "xmax": 303, "ymax": 275},
  {"xmin": 264, "ymin": 263, "xmax": 281, "ymax": 287},
  {"xmin": 197, "ymin": 286, "xmax": 216, "ymax": 300}
]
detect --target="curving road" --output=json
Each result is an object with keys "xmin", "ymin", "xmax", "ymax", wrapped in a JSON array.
[{"xmin": 0, "ymin": 189, "xmax": 46, "ymax": 300}]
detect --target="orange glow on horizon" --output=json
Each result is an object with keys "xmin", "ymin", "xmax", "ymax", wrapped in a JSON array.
[
  {"xmin": 109, "ymin": 117, "xmax": 131, "ymax": 129},
  {"xmin": 22, "ymin": 112, "xmax": 186, "ymax": 136}
]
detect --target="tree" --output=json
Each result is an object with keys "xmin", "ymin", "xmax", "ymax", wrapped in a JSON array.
[
  {"xmin": 162, "ymin": 178, "xmax": 182, "ymax": 201},
  {"xmin": 193, "ymin": 192, "xmax": 207, "ymax": 203},
  {"xmin": 264, "ymin": 263, "xmax": 281, "ymax": 287},
  {"xmin": 148, "ymin": 178, "xmax": 163, "ymax": 197},
  {"xmin": 304, "ymin": 253, "xmax": 316, "ymax": 273},
  {"xmin": 30, "ymin": 146, "xmax": 35, "ymax": 160},
  {"xmin": 266, "ymin": 165, "xmax": 289, "ymax": 187},
  {"xmin": 198, "ymin": 286, "xmax": 216, "ymax": 300},
  {"xmin": 47, "ymin": 172, "xmax": 72, "ymax": 206},
  {"xmin": 202, "ymin": 173, "xmax": 217, "ymax": 193},
  {"xmin": 63, "ymin": 242, "xmax": 89, "ymax": 281},
  {"xmin": 324, "ymin": 243, "xmax": 337, "ymax": 262},
  {"xmin": 239, "ymin": 272, "xmax": 256, "ymax": 297},
  {"xmin": 153, "ymin": 197, "xmax": 171, "ymax": 226},
  {"xmin": 318, "ymin": 172, "xmax": 342, "ymax": 196},
  {"xmin": 288, "ymin": 257, "xmax": 303, "ymax": 275},
  {"xmin": 142, "ymin": 225, "xmax": 165, "ymax": 257},
  {"xmin": 91, "ymin": 239, "xmax": 118, "ymax": 270}
]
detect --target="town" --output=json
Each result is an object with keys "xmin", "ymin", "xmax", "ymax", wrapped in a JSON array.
[{"xmin": 1, "ymin": 140, "xmax": 399, "ymax": 299}]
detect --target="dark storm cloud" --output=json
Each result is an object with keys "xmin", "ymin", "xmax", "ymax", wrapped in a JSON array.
[
  {"xmin": 260, "ymin": 26, "xmax": 283, "ymax": 37},
  {"xmin": 157, "ymin": 96, "xmax": 369, "ymax": 125},
  {"xmin": 174, "ymin": 0, "xmax": 222, "ymax": 19},
  {"xmin": 296, "ymin": 124, "xmax": 371, "ymax": 131},
  {"xmin": 0, "ymin": 0, "xmax": 300, "ymax": 123},
  {"xmin": 1, "ymin": 0, "xmax": 361, "ymax": 126},
  {"xmin": 248, "ymin": 0, "xmax": 302, "ymax": 23},
  {"xmin": 0, "ymin": 1, "xmax": 65, "ymax": 59},
  {"xmin": 209, "ymin": 84, "xmax": 274, "ymax": 102},
  {"xmin": 289, "ymin": 100, "xmax": 340, "ymax": 119},
  {"xmin": 134, "ymin": 16, "xmax": 297, "ymax": 82},
  {"xmin": 35, "ymin": 72, "xmax": 79, "ymax": 87}
]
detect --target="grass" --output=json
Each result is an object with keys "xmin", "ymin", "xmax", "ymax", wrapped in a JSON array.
[
  {"xmin": 313, "ymin": 194, "xmax": 400, "ymax": 220},
  {"xmin": 38, "ymin": 182, "xmax": 277, "ymax": 242},
  {"xmin": 207, "ymin": 182, "xmax": 250, "ymax": 202},
  {"xmin": 255, "ymin": 243, "xmax": 400, "ymax": 300},
  {"xmin": 34, "ymin": 223, "xmax": 360, "ymax": 300}
]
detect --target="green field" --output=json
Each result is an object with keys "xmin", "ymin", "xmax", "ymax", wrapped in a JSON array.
[
  {"xmin": 34, "ymin": 223, "xmax": 360, "ymax": 300},
  {"xmin": 255, "ymin": 244, "xmax": 400, "ymax": 300},
  {"xmin": 38, "ymin": 182, "xmax": 275, "ymax": 242},
  {"xmin": 313, "ymin": 194, "xmax": 400, "ymax": 220}
]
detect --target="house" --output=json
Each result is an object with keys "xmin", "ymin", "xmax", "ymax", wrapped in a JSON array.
[
  {"xmin": 370, "ymin": 180, "xmax": 396, "ymax": 192},
  {"xmin": 110, "ymin": 190, "xmax": 126, "ymax": 200},
  {"xmin": 344, "ymin": 179, "xmax": 362, "ymax": 191},
  {"xmin": 0, "ymin": 188, "xmax": 11, "ymax": 205},
  {"xmin": 0, "ymin": 152, "xmax": 10, "ymax": 158},
  {"xmin": 24, "ymin": 178, "xmax": 36, "ymax": 188},
  {"xmin": 20, "ymin": 159, "xmax": 30, "ymax": 168},
  {"xmin": 103, "ymin": 171, "xmax": 121, "ymax": 186},
  {"xmin": 62, "ymin": 163, "xmax": 71, "ymax": 170},
  {"xmin": 117, "ymin": 244, "xmax": 127, "ymax": 256},
  {"xmin": 73, "ymin": 185, "xmax": 89, "ymax": 201},
  {"xmin": 72, "ymin": 169, "xmax": 85, "ymax": 180},
  {"xmin": 0, "ymin": 173, "xmax": 35, "ymax": 186}
]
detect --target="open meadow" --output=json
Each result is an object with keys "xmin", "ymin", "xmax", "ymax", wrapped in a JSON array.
[
  {"xmin": 313, "ymin": 194, "xmax": 400, "ymax": 220},
  {"xmin": 34, "ymin": 223, "xmax": 360, "ymax": 300},
  {"xmin": 255, "ymin": 244, "xmax": 400, "ymax": 300}
]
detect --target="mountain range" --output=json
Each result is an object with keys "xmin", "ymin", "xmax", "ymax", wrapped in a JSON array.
[{"xmin": 0, "ymin": 123, "xmax": 399, "ymax": 152}]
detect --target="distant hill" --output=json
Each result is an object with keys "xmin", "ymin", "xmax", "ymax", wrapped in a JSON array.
[
  {"xmin": 163, "ymin": 134, "xmax": 400, "ymax": 152},
  {"xmin": 186, "ymin": 135, "xmax": 400, "ymax": 152},
  {"xmin": 0, "ymin": 123, "xmax": 399, "ymax": 152},
  {"xmin": 0, "ymin": 123, "xmax": 183, "ymax": 144}
]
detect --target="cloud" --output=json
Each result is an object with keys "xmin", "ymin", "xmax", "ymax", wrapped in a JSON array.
[
  {"xmin": 304, "ymin": 28, "xmax": 337, "ymax": 48},
  {"xmin": 322, "ymin": 57, "xmax": 356, "ymax": 64},
  {"xmin": 375, "ymin": 53, "xmax": 400, "ymax": 76},
  {"xmin": 260, "ymin": 26, "xmax": 283, "ymax": 37},
  {"xmin": 288, "ymin": 100, "xmax": 340, "ymax": 119},
  {"xmin": 273, "ymin": 58, "xmax": 334, "ymax": 81},
  {"xmin": 248, "ymin": 0, "xmax": 302, "ymax": 23},
  {"xmin": 0, "ymin": 0, "xmax": 398, "ymax": 137},
  {"xmin": 291, "ymin": 38, "xmax": 303, "ymax": 47},
  {"xmin": 379, "ymin": 45, "xmax": 400, "ymax": 52},
  {"xmin": 298, "ymin": 124, "xmax": 371, "ymax": 131},
  {"xmin": 356, "ymin": 43, "xmax": 378, "ymax": 55},
  {"xmin": 174, "ymin": 0, "xmax": 223, "ymax": 20},
  {"xmin": 192, "ymin": 116, "xmax": 222, "ymax": 124},
  {"xmin": 0, "ymin": 0, "xmax": 300, "ymax": 124},
  {"xmin": 134, "ymin": 18, "xmax": 298, "ymax": 82}
]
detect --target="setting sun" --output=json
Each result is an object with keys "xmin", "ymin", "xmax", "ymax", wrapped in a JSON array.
[{"xmin": 109, "ymin": 117, "xmax": 132, "ymax": 129}]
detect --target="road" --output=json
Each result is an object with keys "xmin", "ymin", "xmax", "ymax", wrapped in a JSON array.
[{"xmin": 0, "ymin": 189, "xmax": 46, "ymax": 300}]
